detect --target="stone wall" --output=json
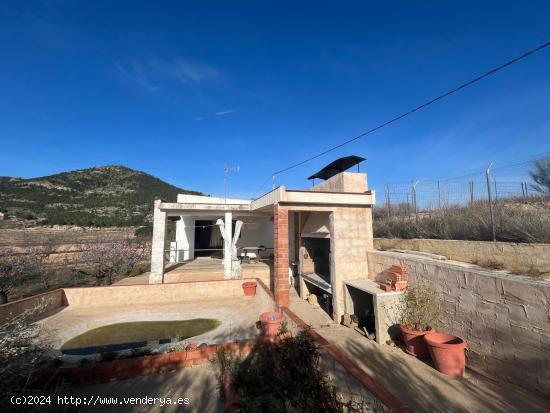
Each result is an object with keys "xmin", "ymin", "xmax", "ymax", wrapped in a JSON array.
[
  {"xmin": 374, "ymin": 238, "xmax": 550, "ymax": 276},
  {"xmin": 367, "ymin": 249, "xmax": 550, "ymax": 396}
]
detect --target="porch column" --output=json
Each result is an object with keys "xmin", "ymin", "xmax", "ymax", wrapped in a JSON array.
[
  {"xmin": 274, "ymin": 204, "xmax": 289, "ymax": 308},
  {"xmin": 149, "ymin": 200, "xmax": 167, "ymax": 284},
  {"xmin": 223, "ymin": 211, "xmax": 232, "ymax": 278},
  {"xmin": 175, "ymin": 216, "xmax": 195, "ymax": 261}
]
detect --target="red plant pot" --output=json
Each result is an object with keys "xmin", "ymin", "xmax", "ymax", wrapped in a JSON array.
[
  {"xmin": 424, "ymin": 332, "xmax": 467, "ymax": 377},
  {"xmin": 400, "ymin": 324, "xmax": 433, "ymax": 359},
  {"xmin": 259, "ymin": 311, "xmax": 283, "ymax": 337},
  {"xmin": 242, "ymin": 281, "xmax": 257, "ymax": 297}
]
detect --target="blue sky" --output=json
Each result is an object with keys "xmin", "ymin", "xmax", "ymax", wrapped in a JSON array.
[{"xmin": 1, "ymin": 1, "xmax": 549, "ymax": 198}]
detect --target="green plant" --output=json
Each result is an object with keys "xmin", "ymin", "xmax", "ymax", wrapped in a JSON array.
[
  {"xmin": 278, "ymin": 321, "xmax": 289, "ymax": 335},
  {"xmin": 214, "ymin": 331, "xmax": 381, "ymax": 412},
  {"xmin": 399, "ymin": 284, "xmax": 440, "ymax": 331}
]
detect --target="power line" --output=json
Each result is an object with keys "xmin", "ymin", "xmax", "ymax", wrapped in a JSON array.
[
  {"xmin": 384, "ymin": 150, "xmax": 550, "ymax": 185},
  {"xmin": 271, "ymin": 41, "xmax": 550, "ymax": 179}
]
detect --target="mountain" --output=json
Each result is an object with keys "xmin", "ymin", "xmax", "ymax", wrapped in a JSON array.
[{"xmin": 0, "ymin": 165, "xmax": 202, "ymax": 228}]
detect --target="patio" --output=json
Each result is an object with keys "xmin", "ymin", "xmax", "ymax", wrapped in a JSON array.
[{"xmin": 163, "ymin": 257, "xmax": 272, "ymax": 286}]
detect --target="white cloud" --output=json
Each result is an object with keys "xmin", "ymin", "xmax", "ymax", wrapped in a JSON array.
[
  {"xmin": 114, "ymin": 57, "xmax": 223, "ymax": 91},
  {"xmin": 114, "ymin": 61, "xmax": 160, "ymax": 92},
  {"xmin": 214, "ymin": 110, "xmax": 236, "ymax": 116}
]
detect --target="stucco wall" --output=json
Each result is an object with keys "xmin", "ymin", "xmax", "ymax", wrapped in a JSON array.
[
  {"xmin": 0, "ymin": 289, "xmax": 64, "ymax": 325},
  {"xmin": 63, "ymin": 279, "xmax": 251, "ymax": 307},
  {"xmin": 367, "ymin": 249, "xmax": 550, "ymax": 396},
  {"xmin": 309, "ymin": 172, "xmax": 368, "ymax": 193},
  {"xmin": 374, "ymin": 238, "xmax": 550, "ymax": 276},
  {"xmin": 237, "ymin": 216, "xmax": 274, "ymax": 251}
]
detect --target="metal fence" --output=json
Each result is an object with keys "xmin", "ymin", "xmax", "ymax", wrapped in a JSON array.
[{"xmin": 374, "ymin": 162, "xmax": 550, "ymax": 243}]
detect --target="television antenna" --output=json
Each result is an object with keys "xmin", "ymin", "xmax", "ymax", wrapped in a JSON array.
[{"xmin": 224, "ymin": 163, "xmax": 240, "ymax": 203}]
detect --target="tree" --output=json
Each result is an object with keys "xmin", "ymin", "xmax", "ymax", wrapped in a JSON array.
[
  {"xmin": 0, "ymin": 249, "xmax": 45, "ymax": 304},
  {"xmin": 0, "ymin": 301, "xmax": 59, "ymax": 403},
  {"xmin": 78, "ymin": 239, "xmax": 150, "ymax": 285},
  {"xmin": 529, "ymin": 157, "xmax": 550, "ymax": 194}
]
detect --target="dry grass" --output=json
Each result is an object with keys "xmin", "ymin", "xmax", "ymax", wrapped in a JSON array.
[{"xmin": 374, "ymin": 197, "xmax": 550, "ymax": 243}]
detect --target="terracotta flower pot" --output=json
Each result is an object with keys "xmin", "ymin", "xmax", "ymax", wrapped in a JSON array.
[
  {"xmin": 259, "ymin": 311, "xmax": 283, "ymax": 337},
  {"xmin": 400, "ymin": 324, "xmax": 433, "ymax": 359},
  {"xmin": 424, "ymin": 332, "xmax": 467, "ymax": 377},
  {"xmin": 242, "ymin": 281, "xmax": 257, "ymax": 297}
]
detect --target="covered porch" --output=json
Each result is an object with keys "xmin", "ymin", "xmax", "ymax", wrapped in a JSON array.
[{"xmin": 149, "ymin": 194, "xmax": 275, "ymax": 284}]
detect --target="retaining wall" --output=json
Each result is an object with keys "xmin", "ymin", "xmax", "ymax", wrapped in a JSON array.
[
  {"xmin": 374, "ymin": 238, "xmax": 550, "ymax": 275},
  {"xmin": 367, "ymin": 249, "xmax": 550, "ymax": 396},
  {"xmin": 0, "ymin": 289, "xmax": 64, "ymax": 325},
  {"xmin": 0, "ymin": 279, "xmax": 267, "ymax": 323},
  {"xmin": 62, "ymin": 279, "xmax": 252, "ymax": 307}
]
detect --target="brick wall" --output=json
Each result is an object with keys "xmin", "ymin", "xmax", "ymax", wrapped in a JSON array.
[
  {"xmin": 368, "ymin": 249, "xmax": 550, "ymax": 396},
  {"xmin": 274, "ymin": 204, "xmax": 289, "ymax": 308}
]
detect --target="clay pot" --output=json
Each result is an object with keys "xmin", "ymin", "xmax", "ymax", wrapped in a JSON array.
[
  {"xmin": 259, "ymin": 311, "xmax": 283, "ymax": 337},
  {"xmin": 400, "ymin": 324, "xmax": 433, "ymax": 359},
  {"xmin": 424, "ymin": 332, "xmax": 467, "ymax": 377},
  {"xmin": 242, "ymin": 281, "xmax": 257, "ymax": 297}
]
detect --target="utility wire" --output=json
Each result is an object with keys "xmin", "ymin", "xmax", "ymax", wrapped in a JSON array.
[{"xmin": 271, "ymin": 41, "xmax": 550, "ymax": 179}]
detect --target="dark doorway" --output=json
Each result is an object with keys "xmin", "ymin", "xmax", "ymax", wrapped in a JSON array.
[{"xmin": 194, "ymin": 220, "xmax": 223, "ymax": 257}]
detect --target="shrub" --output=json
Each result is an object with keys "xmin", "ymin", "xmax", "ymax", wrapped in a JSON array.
[
  {"xmin": 399, "ymin": 285, "xmax": 440, "ymax": 331},
  {"xmin": 215, "ymin": 331, "xmax": 380, "ymax": 412}
]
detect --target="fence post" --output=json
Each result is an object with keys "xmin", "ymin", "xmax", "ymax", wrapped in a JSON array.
[
  {"xmin": 412, "ymin": 181, "xmax": 418, "ymax": 224},
  {"xmin": 485, "ymin": 163, "xmax": 496, "ymax": 242},
  {"xmin": 437, "ymin": 180, "xmax": 441, "ymax": 209},
  {"xmin": 469, "ymin": 181, "xmax": 474, "ymax": 204},
  {"xmin": 384, "ymin": 184, "xmax": 391, "ymax": 219}
]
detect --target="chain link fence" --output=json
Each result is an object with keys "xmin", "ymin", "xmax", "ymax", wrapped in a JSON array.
[{"xmin": 374, "ymin": 162, "xmax": 550, "ymax": 243}]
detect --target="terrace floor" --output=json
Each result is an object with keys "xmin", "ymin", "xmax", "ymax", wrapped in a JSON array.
[
  {"xmin": 38, "ymin": 295, "xmax": 266, "ymax": 352},
  {"xmin": 50, "ymin": 364, "xmax": 222, "ymax": 413},
  {"xmin": 288, "ymin": 290, "xmax": 550, "ymax": 413}
]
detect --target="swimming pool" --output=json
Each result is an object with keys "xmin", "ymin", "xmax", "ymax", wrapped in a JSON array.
[{"xmin": 61, "ymin": 318, "xmax": 220, "ymax": 355}]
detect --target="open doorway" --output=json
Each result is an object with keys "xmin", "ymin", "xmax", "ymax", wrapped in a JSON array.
[{"xmin": 194, "ymin": 220, "xmax": 223, "ymax": 257}]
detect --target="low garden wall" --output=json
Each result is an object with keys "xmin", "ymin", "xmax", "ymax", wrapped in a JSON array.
[
  {"xmin": 0, "ymin": 278, "xmax": 273, "ymax": 323},
  {"xmin": 0, "ymin": 289, "xmax": 64, "ymax": 325},
  {"xmin": 367, "ymin": 249, "xmax": 550, "ymax": 396},
  {"xmin": 374, "ymin": 238, "xmax": 550, "ymax": 276},
  {"xmin": 62, "ymin": 278, "xmax": 257, "ymax": 307}
]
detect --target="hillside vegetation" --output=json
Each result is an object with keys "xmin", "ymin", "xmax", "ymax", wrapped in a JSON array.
[{"xmin": 0, "ymin": 165, "xmax": 201, "ymax": 228}]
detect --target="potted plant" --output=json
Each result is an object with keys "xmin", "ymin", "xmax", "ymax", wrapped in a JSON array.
[
  {"xmin": 259, "ymin": 311, "xmax": 283, "ymax": 337},
  {"xmin": 424, "ymin": 332, "xmax": 467, "ymax": 377},
  {"xmin": 398, "ymin": 284, "xmax": 440, "ymax": 359},
  {"xmin": 278, "ymin": 321, "xmax": 292, "ymax": 339},
  {"xmin": 242, "ymin": 281, "xmax": 257, "ymax": 297}
]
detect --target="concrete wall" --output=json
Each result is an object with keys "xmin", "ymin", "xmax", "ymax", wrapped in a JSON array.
[
  {"xmin": 330, "ymin": 207, "xmax": 374, "ymax": 322},
  {"xmin": 309, "ymin": 172, "xmax": 368, "ymax": 193},
  {"xmin": 367, "ymin": 249, "xmax": 550, "ymax": 396},
  {"xmin": 62, "ymin": 279, "xmax": 252, "ymax": 307},
  {"xmin": 0, "ymin": 289, "xmax": 64, "ymax": 325},
  {"xmin": 375, "ymin": 238, "xmax": 550, "ymax": 276},
  {"xmin": 237, "ymin": 216, "xmax": 274, "ymax": 251}
]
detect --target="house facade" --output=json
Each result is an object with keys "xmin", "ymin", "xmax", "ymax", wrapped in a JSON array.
[{"xmin": 149, "ymin": 171, "xmax": 375, "ymax": 322}]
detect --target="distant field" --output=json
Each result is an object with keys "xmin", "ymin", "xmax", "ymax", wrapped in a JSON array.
[{"xmin": 0, "ymin": 226, "xmax": 136, "ymax": 249}]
